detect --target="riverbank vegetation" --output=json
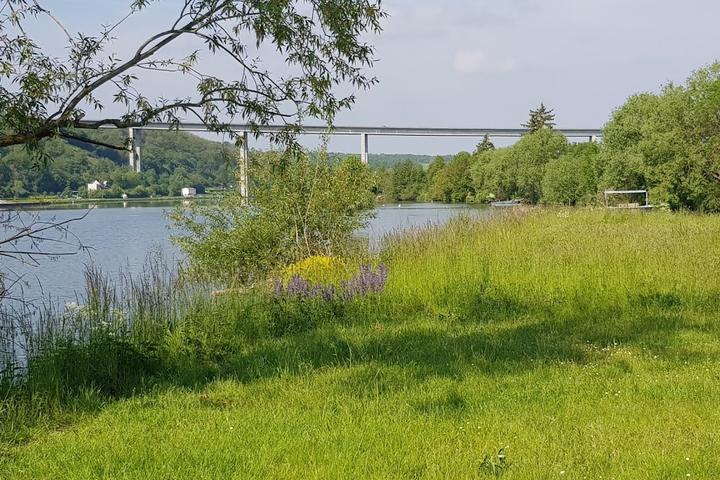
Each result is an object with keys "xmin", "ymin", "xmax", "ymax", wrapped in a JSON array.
[
  {"xmin": 3, "ymin": 208, "xmax": 720, "ymax": 477},
  {"xmin": 377, "ymin": 62, "xmax": 720, "ymax": 212}
]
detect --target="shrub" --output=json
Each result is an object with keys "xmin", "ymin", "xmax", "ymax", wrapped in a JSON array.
[{"xmin": 172, "ymin": 152, "xmax": 375, "ymax": 286}]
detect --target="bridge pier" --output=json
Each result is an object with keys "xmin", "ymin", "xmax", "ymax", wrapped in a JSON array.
[
  {"xmin": 128, "ymin": 128, "xmax": 142, "ymax": 172},
  {"xmin": 238, "ymin": 131, "xmax": 249, "ymax": 203},
  {"xmin": 589, "ymin": 135, "xmax": 598, "ymax": 143},
  {"xmin": 360, "ymin": 133, "xmax": 369, "ymax": 165}
]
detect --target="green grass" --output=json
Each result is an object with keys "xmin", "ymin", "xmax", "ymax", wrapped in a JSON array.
[{"xmin": 3, "ymin": 208, "xmax": 720, "ymax": 478}]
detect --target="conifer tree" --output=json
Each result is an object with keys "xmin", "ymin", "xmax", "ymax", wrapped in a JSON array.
[
  {"xmin": 522, "ymin": 103, "xmax": 556, "ymax": 133},
  {"xmin": 475, "ymin": 134, "xmax": 496, "ymax": 154}
]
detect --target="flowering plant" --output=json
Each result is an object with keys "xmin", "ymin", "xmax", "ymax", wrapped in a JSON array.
[{"xmin": 274, "ymin": 263, "xmax": 388, "ymax": 301}]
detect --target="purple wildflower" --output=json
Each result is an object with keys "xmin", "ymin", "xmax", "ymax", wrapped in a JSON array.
[
  {"xmin": 322, "ymin": 284, "xmax": 336, "ymax": 302},
  {"xmin": 286, "ymin": 274, "xmax": 311, "ymax": 297},
  {"xmin": 339, "ymin": 263, "xmax": 388, "ymax": 300},
  {"xmin": 273, "ymin": 264, "xmax": 388, "ymax": 301}
]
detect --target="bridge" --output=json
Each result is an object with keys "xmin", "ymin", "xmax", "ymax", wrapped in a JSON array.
[{"xmin": 117, "ymin": 122, "xmax": 603, "ymax": 197}]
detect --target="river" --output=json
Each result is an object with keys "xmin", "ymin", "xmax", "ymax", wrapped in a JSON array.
[{"xmin": 2, "ymin": 201, "xmax": 490, "ymax": 302}]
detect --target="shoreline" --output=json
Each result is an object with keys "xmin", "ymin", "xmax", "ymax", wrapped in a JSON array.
[{"xmin": 0, "ymin": 195, "xmax": 222, "ymax": 210}]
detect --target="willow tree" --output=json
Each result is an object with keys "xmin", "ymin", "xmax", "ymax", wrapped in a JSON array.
[
  {"xmin": 0, "ymin": 0, "xmax": 386, "ymax": 155},
  {"xmin": 0, "ymin": 0, "xmax": 385, "ymax": 299}
]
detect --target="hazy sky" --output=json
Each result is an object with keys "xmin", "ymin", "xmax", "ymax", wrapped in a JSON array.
[{"xmin": 37, "ymin": 0, "xmax": 720, "ymax": 154}]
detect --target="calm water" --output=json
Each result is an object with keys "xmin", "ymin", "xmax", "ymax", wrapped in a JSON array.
[{"xmin": 3, "ymin": 201, "xmax": 490, "ymax": 302}]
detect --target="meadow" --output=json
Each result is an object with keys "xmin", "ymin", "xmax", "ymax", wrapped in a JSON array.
[{"xmin": 2, "ymin": 208, "xmax": 720, "ymax": 479}]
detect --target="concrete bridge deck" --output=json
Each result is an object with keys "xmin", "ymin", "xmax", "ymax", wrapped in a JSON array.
[{"xmin": 135, "ymin": 122, "xmax": 603, "ymax": 139}]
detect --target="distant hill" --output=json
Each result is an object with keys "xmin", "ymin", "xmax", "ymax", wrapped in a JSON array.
[{"xmin": 0, "ymin": 130, "xmax": 236, "ymax": 197}]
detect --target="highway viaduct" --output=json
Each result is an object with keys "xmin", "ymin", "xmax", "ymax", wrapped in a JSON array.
[{"xmin": 114, "ymin": 123, "xmax": 603, "ymax": 199}]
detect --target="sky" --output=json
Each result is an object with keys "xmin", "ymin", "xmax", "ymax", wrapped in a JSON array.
[{"xmin": 33, "ymin": 0, "xmax": 720, "ymax": 154}]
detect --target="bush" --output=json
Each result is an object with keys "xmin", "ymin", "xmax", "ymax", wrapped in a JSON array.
[{"xmin": 172, "ymin": 151, "xmax": 375, "ymax": 286}]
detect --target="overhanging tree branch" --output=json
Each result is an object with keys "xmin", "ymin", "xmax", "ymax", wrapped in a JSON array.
[
  {"xmin": 0, "ymin": 0, "xmax": 386, "ymax": 153},
  {"xmin": 58, "ymin": 130, "xmax": 128, "ymax": 151}
]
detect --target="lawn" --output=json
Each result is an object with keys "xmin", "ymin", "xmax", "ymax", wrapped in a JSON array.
[{"xmin": 2, "ymin": 208, "xmax": 720, "ymax": 479}]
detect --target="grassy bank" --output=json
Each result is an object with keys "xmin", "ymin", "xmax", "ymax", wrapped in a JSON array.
[{"xmin": 2, "ymin": 209, "xmax": 720, "ymax": 478}]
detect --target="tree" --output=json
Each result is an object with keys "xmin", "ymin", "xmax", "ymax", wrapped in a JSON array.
[
  {"xmin": 602, "ymin": 62, "xmax": 720, "ymax": 211},
  {"xmin": 522, "ymin": 103, "xmax": 556, "ymax": 133},
  {"xmin": 1, "ymin": 209, "xmax": 89, "ymax": 300},
  {"xmin": 470, "ymin": 129, "xmax": 568, "ymax": 203},
  {"xmin": 443, "ymin": 152, "xmax": 475, "ymax": 203},
  {"xmin": 387, "ymin": 160, "xmax": 426, "ymax": 201},
  {"xmin": 424, "ymin": 156, "xmax": 446, "ymax": 201},
  {"xmin": 475, "ymin": 134, "xmax": 495, "ymax": 154},
  {"xmin": 471, "ymin": 148, "xmax": 516, "ymax": 202},
  {"xmin": 0, "ymin": 0, "xmax": 386, "ymax": 155},
  {"xmin": 0, "ymin": 130, "xmax": 238, "ymax": 197},
  {"xmin": 542, "ymin": 143, "xmax": 600, "ymax": 205},
  {"xmin": 512, "ymin": 129, "xmax": 567, "ymax": 203}
]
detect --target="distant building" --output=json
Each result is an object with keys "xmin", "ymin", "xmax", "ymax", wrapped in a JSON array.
[
  {"xmin": 87, "ymin": 180, "xmax": 108, "ymax": 191},
  {"xmin": 181, "ymin": 187, "xmax": 197, "ymax": 198}
]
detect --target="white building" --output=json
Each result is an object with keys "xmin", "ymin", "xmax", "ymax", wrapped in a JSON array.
[
  {"xmin": 87, "ymin": 180, "xmax": 108, "ymax": 191},
  {"xmin": 181, "ymin": 187, "xmax": 197, "ymax": 198}
]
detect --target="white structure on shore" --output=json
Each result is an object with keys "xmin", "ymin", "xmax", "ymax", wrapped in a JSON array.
[
  {"xmin": 87, "ymin": 180, "xmax": 108, "ymax": 191},
  {"xmin": 181, "ymin": 187, "xmax": 197, "ymax": 198}
]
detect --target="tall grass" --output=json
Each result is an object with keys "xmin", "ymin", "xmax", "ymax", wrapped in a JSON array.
[
  {"xmin": 383, "ymin": 207, "xmax": 720, "ymax": 314},
  {"xmin": 0, "ymin": 252, "xmax": 213, "ymax": 443}
]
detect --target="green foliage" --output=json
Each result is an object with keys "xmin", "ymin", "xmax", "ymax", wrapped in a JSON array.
[
  {"xmin": 603, "ymin": 62, "xmax": 720, "ymax": 211},
  {"xmin": 426, "ymin": 152, "xmax": 475, "ymax": 203},
  {"xmin": 172, "ymin": 152, "xmax": 375, "ymax": 286},
  {"xmin": 443, "ymin": 152, "xmax": 475, "ymax": 203},
  {"xmin": 0, "ymin": 0, "xmax": 385, "ymax": 155},
  {"xmin": 386, "ymin": 160, "xmax": 426, "ymax": 201},
  {"xmin": 472, "ymin": 129, "xmax": 570, "ymax": 203},
  {"xmin": 479, "ymin": 449, "xmax": 512, "ymax": 478},
  {"xmin": 522, "ymin": 102, "xmax": 556, "ymax": 133},
  {"xmin": 475, "ymin": 134, "xmax": 495, "ymax": 154},
  {"xmin": 365, "ymin": 153, "xmax": 448, "ymax": 168},
  {"xmin": 471, "ymin": 148, "xmax": 516, "ymax": 202},
  {"xmin": 511, "ymin": 129, "xmax": 568, "ymax": 203},
  {"xmin": 542, "ymin": 143, "xmax": 601, "ymax": 205},
  {"xmin": 269, "ymin": 297, "xmax": 344, "ymax": 337}
]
